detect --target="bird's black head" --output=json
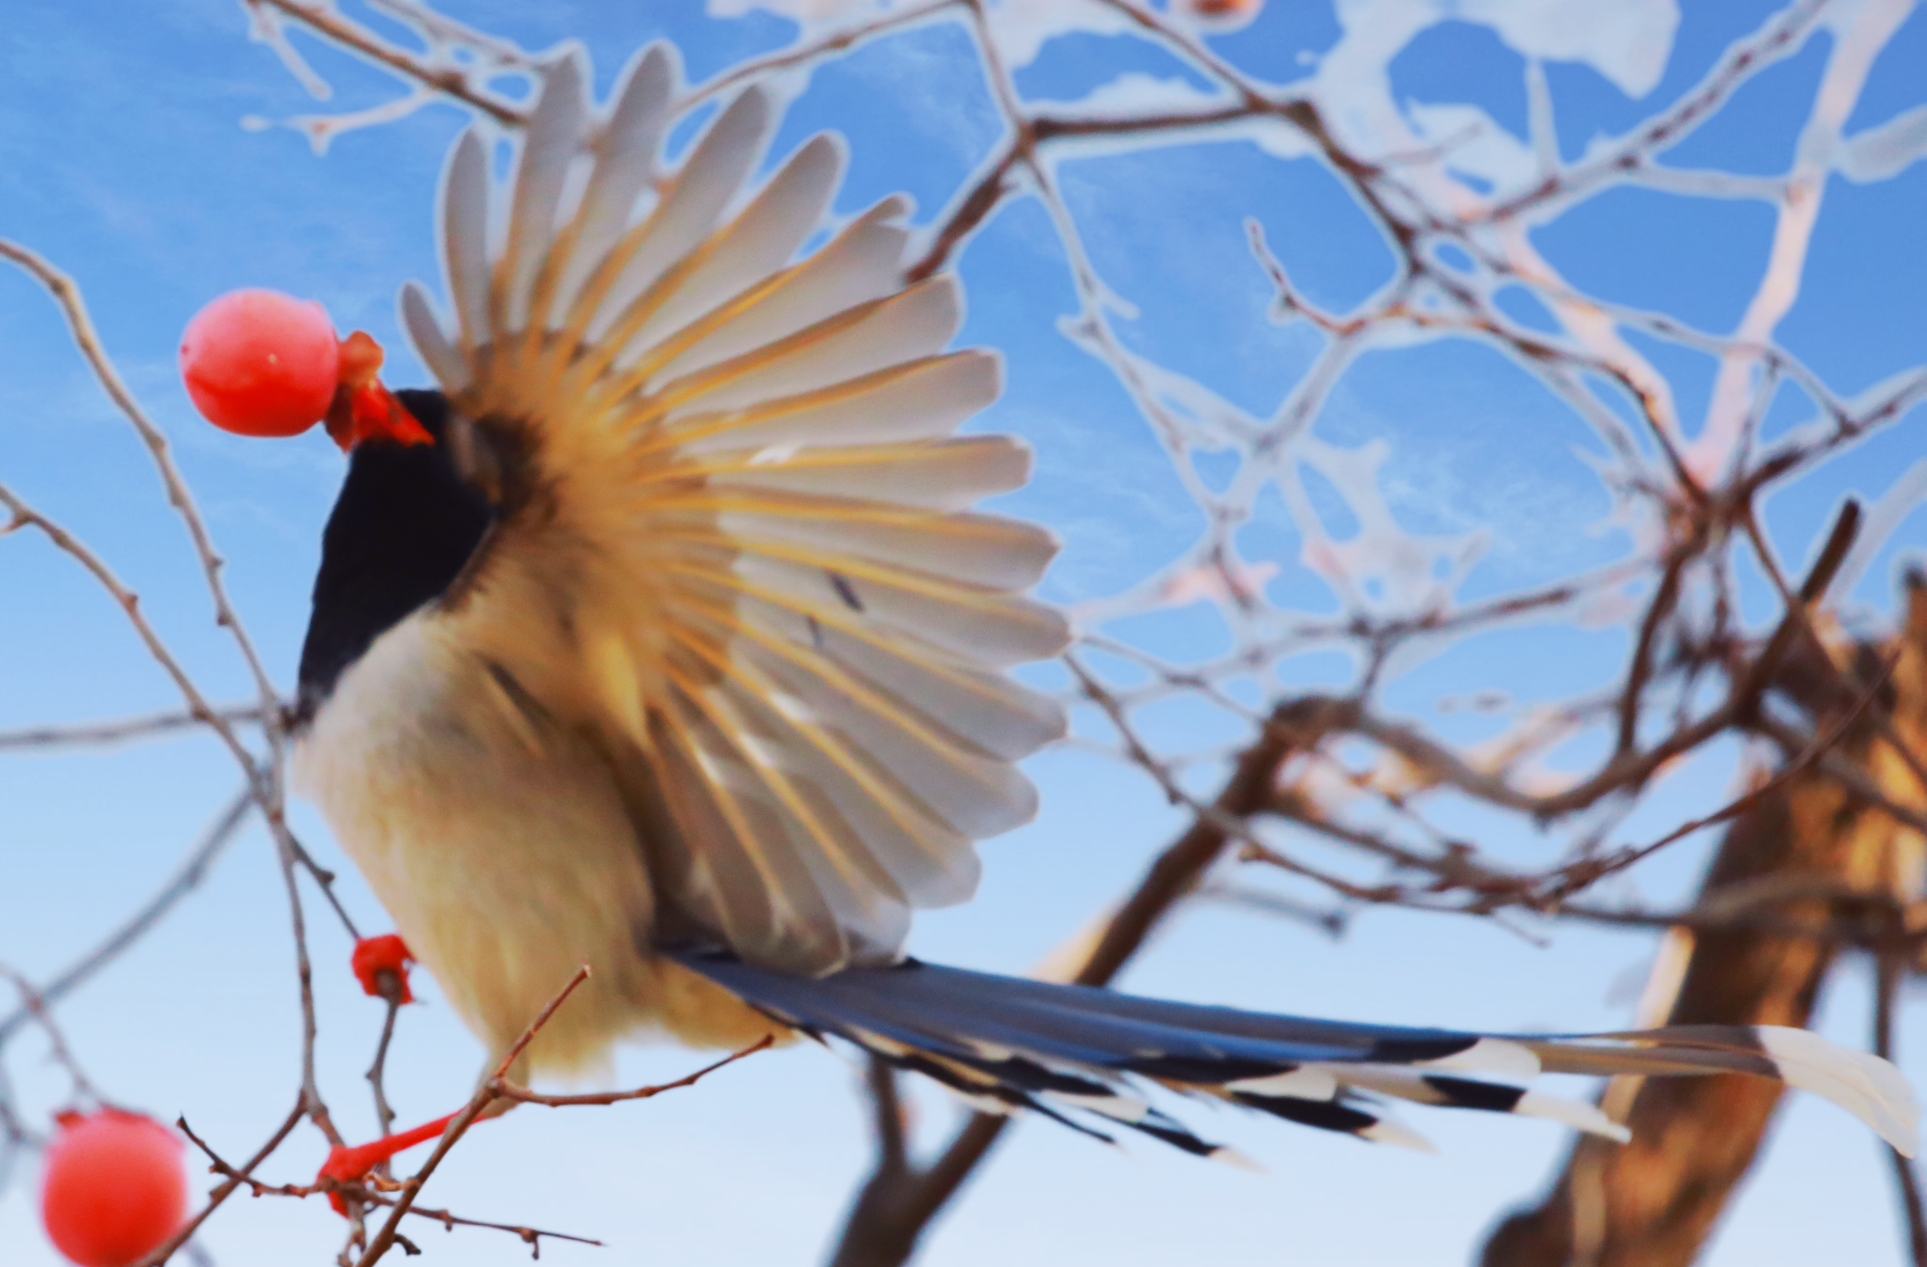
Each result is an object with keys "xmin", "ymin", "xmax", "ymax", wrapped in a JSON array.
[{"xmin": 296, "ymin": 389, "xmax": 493, "ymax": 720}]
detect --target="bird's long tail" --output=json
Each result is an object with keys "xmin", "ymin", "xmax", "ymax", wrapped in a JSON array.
[{"xmin": 673, "ymin": 951, "xmax": 1918, "ymax": 1159}]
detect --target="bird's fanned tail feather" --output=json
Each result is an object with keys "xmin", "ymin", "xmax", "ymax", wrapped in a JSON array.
[
  {"xmin": 673, "ymin": 951, "xmax": 1921, "ymax": 1159},
  {"xmin": 399, "ymin": 44, "xmax": 1070, "ymax": 976}
]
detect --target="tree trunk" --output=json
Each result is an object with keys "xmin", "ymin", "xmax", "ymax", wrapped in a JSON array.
[{"xmin": 1480, "ymin": 582, "xmax": 1927, "ymax": 1267}]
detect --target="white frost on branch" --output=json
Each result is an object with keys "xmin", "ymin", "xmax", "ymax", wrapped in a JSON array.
[
  {"xmin": 1839, "ymin": 103, "xmax": 1927, "ymax": 181},
  {"xmin": 1417, "ymin": 0, "xmax": 1678, "ymax": 98},
  {"xmin": 1038, "ymin": 70, "xmax": 1229, "ymax": 115},
  {"xmin": 1403, "ymin": 102, "xmax": 1536, "ymax": 194},
  {"xmin": 706, "ymin": 0, "xmax": 1131, "ymax": 67}
]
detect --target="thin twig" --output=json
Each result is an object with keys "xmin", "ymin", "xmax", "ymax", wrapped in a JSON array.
[
  {"xmin": 0, "ymin": 240, "xmax": 282, "ymax": 717},
  {"xmin": 135, "ymin": 1099, "xmax": 307, "ymax": 1267},
  {"xmin": 174, "ymin": 1116, "xmax": 603, "ymax": 1255},
  {"xmin": 352, "ymin": 968, "xmax": 597, "ymax": 1265},
  {"xmin": 0, "ymin": 967, "xmax": 109, "ymax": 1104},
  {"xmin": 0, "ymin": 485, "xmax": 266, "ymax": 781},
  {"xmin": 269, "ymin": 820, "xmax": 341, "ymax": 1149},
  {"xmin": 366, "ymin": 974, "xmax": 406, "ymax": 1151},
  {"xmin": 0, "ymin": 787, "xmax": 252, "ymax": 1046},
  {"xmin": 489, "ymin": 1036, "xmax": 775, "ymax": 1108},
  {"xmin": 0, "ymin": 704, "xmax": 272, "ymax": 751},
  {"xmin": 247, "ymin": 0, "xmax": 527, "ymax": 126}
]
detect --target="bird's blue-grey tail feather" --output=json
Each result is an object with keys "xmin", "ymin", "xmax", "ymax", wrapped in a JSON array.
[{"xmin": 671, "ymin": 951, "xmax": 1920, "ymax": 1159}]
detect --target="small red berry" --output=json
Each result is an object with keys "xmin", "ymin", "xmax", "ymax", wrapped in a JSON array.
[
  {"xmin": 179, "ymin": 289, "xmax": 339, "ymax": 437},
  {"xmin": 1183, "ymin": 0, "xmax": 1263, "ymax": 27},
  {"xmin": 352, "ymin": 934, "xmax": 416, "ymax": 1004},
  {"xmin": 39, "ymin": 1109, "xmax": 188, "ymax": 1267}
]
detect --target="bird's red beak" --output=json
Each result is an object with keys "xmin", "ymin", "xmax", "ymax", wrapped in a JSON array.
[{"xmin": 326, "ymin": 331, "xmax": 433, "ymax": 451}]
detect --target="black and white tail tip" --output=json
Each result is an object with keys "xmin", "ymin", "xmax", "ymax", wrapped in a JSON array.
[{"xmin": 676, "ymin": 953, "xmax": 1920, "ymax": 1162}]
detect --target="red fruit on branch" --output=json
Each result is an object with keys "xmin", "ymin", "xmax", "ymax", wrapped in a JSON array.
[
  {"xmin": 179, "ymin": 289, "xmax": 340, "ymax": 437},
  {"xmin": 39, "ymin": 1109, "xmax": 188, "ymax": 1267},
  {"xmin": 352, "ymin": 933, "xmax": 417, "ymax": 1003},
  {"xmin": 1182, "ymin": 0, "xmax": 1263, "ymax": 28},
  {"xmin": 317, "ymin": 1112, "xmax": 459, "ymax": 1215}
]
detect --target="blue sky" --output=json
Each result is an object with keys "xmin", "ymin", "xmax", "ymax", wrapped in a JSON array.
[{"xmin": 4, "ymin": 0, "xmax": 1927, "ymax": 1264}]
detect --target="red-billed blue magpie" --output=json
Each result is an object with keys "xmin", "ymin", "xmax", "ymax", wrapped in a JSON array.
[{"xmin": 285, "ymin": 43, "xmax": 1917, "ymax": 1174}]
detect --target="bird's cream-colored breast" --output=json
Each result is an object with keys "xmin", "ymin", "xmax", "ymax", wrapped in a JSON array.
[{"xmin": 292, "ymin": 610, "xmax": 772, "ymax": 1074}]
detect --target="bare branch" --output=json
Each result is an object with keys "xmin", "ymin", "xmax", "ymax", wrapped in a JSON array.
[
  {"xmin": 0, "ymin": 240, "xmax": 282, "ymax": 716},
  {"xmin": 0, "ymin": 704, "xmax": 273, "ymax": 751},
  {"xmin": 0, "ymin": 788, "xmax": 253, "ymax": 1048},
  {"xmin": 246, "ymin": 0, "xmax": 528, "ymax": 126}
]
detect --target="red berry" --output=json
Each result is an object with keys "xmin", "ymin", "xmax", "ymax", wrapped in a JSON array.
[
  {"xmin": 179, "ymin": 289, "xmax": 339, "ymax": 437},
  {"xmin": 352, "ymin": 934, "xmax": 416, "ymax": 1003},
  {"xmin": 1183, "ymin": 0, "xmax": 1263, "ymax": 26},
  {"xmin": 39, "ymin": 1109, "xmax": 188, "ymax": 1267}
]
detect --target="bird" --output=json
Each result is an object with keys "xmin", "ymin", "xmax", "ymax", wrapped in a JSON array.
[{"xmin": 261, "ymin": 41, "xmax": 1916, "ymax": 1189}]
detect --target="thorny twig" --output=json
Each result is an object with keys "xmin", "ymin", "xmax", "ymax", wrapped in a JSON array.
[
  {"xmin": 175, "ymin": 1118, "xmax": 604, "ymax": 1259},
  {"xmin": 352, "ymin": 967, "xmax": 769, "ymax": 1266},
  {"xmin": 135, "ymin": 1099, "xmax": 308, "ymax": 1267}
]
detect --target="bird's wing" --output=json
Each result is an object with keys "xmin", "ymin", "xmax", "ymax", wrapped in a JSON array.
[{"xmin": 400, "ymin": 45, "xmax": 1069, "ymax": 975}]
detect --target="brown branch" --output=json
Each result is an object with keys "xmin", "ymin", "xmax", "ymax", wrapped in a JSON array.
[
  {"xmin": 0, "ymin": 486, "xmax": 337, "ymax": 1019},
  {"xmin": 365, "ymin": 972, "xmax": 406, "ymax": 1153},
  {"xmin": 1759, "ymin": 718, "xmax": 1927, "ymax": 842},
  {"xmin": 1573, "ymin": 650, "xmax": 1899, "ymax": 886},
  {"xmin": 0, "ymin": 240, "xmax": 282, "ymax": 717},
  {"xmin": 1743, "ymin": 510, "xmax": 1927, "ymax": 802},
  {"xmin": 246, "ymin": 0, "xmax": 527, "ymax": 126},
  {"xmin": 487, "ymin": 1035, "xmax": 775, "ymax": 1107},
  {"xmin": 1260, "ymin": 503, "xmax": 1866, "ymax": 831},
  {"xmin": 0, "ymin": 486, "xmax": 267, "ymax": 782},
  {"xmin": 1485, "ymin": 0, "xmax": 1831, "ymax": 222},
  {"xmin": 1552, "ymin": 893, "xmax": 1911, "ymax": 944},
  {"xmin": 172, "ymin": 1115, "xmax": 602, "ymax": 1255},
  {"xmin": 0, "ymin": 704, "xmax": 272, "ymax": 751},
  {"xmin": 0, "ymin": 788, "xmax": 252, "ymax": 1047},
  {"xmin": 353, "ymin": 966, "xmax": 766, "ymax": 1265},
  {"xmin": 267, "ymin": 819, "xmax": 342, "ymax": 1149},
  {"xmin": 905, "ymin": 144, "xmax": 1024, "ymax": 282},
  {"xmin": 0, "ymin": 967, "xmax": 109, "ymax": 1104},
  {"xmin": 285, "ymin": 831, "xmax": 362, "ymax": 940},
  {"xmin": 135, "ymin": 1098, "xmax": 306, "ymax": 1267},
  {"xmin": 1090, "ymin": 0, "xmax": 1271, "ymax": 109},
  {"xmin": 1481, "ymin": 564, "xmax": 1927, "ymax": 1267},
  {"xmin": 1618, "ymin": 545, "xmax": 1695, "ymax": 753},
  {"xmin": 352, "ymin": 968, "xmax": 594, "ymax": 1265}
]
